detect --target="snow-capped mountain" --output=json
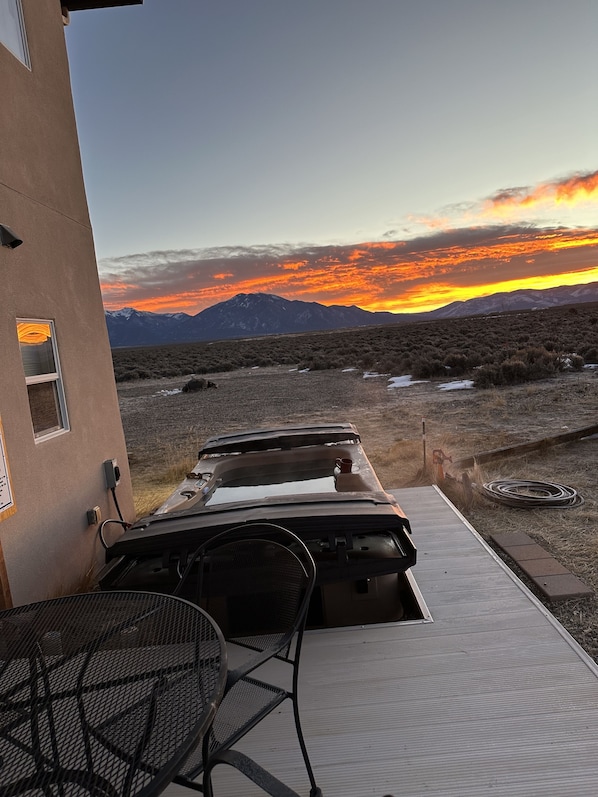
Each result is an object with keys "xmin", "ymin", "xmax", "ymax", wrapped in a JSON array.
[
  {"xmin": 104, "ymin": 307, "xmax": 192, "ymax": 346},
  {"xmin": 105, "ymin": 294, "xmax": 401, "ymax": 347},
  {"xmin": 105, "ymin": 282, "xmax": 598, "ymax": 348}
]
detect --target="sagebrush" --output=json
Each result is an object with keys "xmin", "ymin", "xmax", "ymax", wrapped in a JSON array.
[{"xmin": 112, "ymin": 303, "xmax": 598, "ymax": 389}]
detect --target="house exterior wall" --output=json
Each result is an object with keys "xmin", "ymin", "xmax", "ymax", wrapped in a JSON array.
[{"xmin": 0, "ymin": 0, "xmax": 136, "ymax": 606}]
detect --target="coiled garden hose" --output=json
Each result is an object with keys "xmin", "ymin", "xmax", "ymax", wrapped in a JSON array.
[{"xmin": 475, "ymin": 479, "xmax": 584, "ymax": 508}]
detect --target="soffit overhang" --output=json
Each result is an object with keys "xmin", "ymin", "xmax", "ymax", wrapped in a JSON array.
[{"xmin": 62, "ymin": 1, "xmax": 143, "ymax": 12}]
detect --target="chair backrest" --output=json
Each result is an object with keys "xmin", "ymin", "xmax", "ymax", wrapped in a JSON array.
[{"xmin": 173, "ymin": 523, "xmax": 316, "ymax": 656}]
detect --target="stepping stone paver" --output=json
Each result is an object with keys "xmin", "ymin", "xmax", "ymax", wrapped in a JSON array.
[{"xmin": 490, "ymin": 531, "xmax": 593, "ymax": 602}]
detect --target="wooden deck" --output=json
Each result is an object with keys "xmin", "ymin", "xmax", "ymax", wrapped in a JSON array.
[{"xmin": 164, "ymin": 486, "xmax": 598, "ymax": 796}]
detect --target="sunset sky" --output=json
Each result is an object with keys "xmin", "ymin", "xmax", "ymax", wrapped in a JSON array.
[{"xmin": 65, "ymin": 1, "xmax": 598, "ymax": 315}]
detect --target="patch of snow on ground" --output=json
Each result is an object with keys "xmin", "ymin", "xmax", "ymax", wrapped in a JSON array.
[
  {"xmin": 364, "ymin": 371, "xmax": 388, "ymax": 379},
  {"xmin": 439, "ymin": 380, "xmax": 474, "ymax": 391},
  {"xmin": 387, "ymin": 375, "xmax": 429, "ymax": 389},
  {"xmin": 342, "ymin": 367, "xmax": 358, "ymax": 372},
  {"xmin": 584, "ymin": 363, "xmax": 598, "ymax": 370},
  {"xmin": 154, "ymin": 389, "xmax": 183, "ymax": 397}
]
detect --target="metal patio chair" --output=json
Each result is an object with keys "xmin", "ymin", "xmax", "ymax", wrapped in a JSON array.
[{"xmin": 172, "ymin": 522, "xmax": 322, "ymax": 797}]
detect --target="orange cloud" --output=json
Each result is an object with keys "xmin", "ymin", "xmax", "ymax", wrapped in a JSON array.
[
  {"xmin": 406, "ymin": 213, "xmax": 453, "ymax": 230},
  {"xmin": 281, "ymin": 261, "xmax": 306, "ymax": 270},
  {"xmin": 555, "ymin": 171, "xmax": 598, "ymax": 203},
  {"xmin": 100, "ymin": 224, "xmax": 598, "ymax": 316},
  {"xmin": 484, "ymin": 170, "xmax": 598, "ymax": 218}
]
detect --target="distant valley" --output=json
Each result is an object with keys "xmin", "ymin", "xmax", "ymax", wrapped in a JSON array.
[{"xmin": 105, "ymin": 281, "xmax": 598, "ymax": 348}]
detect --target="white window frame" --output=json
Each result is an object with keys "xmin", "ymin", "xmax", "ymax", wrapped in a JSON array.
[
  {"xmin": 0, "ymin": 0, "xmax": 30, "ymax": 68},
  {"xmin": 17, "ymin": 319, "xmax": 70, "ymax": 442}
]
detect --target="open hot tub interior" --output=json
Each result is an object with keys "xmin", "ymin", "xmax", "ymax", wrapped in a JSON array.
[
  {"xmin": 99, "ymin": 525, "xmax": 426, "ymax": 629},
  {"xmin": 99, "ymin": 554, "xmax": 427, "ymax": 630},
  {"xmin": 308, "ymin": 571, "xmax": 428, "ymax": 628}
]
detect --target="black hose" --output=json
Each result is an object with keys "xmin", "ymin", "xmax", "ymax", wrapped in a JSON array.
[
  {"xmin": 476, "ymin": 479, "xmax": 584, "ymax": 508},
  {"xmin": 110, "ymin": 486, "xmax": 125, "ymax": 521}
]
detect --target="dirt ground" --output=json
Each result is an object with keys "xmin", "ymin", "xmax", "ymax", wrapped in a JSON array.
[{"xmin": 117, "ymin": 366, "xmax": 598, "ymax": 659}]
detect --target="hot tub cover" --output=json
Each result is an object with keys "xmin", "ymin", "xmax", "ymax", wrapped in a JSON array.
[{"xmin": 100, "ymin": 423, "xmax": 416, "ymax": 588}]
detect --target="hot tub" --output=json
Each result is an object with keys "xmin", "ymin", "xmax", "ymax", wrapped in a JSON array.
[{"xmin": 99, "ymin": 423, "xmax": 418, "ymax": 627}]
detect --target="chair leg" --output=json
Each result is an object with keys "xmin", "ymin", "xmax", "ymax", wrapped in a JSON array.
[
  {"xmin": 203, "ymin": 749, "xmax": 303, "ymax": 797},
  {"xmin": 292, "ymin": 693, "xmax": 322, "ymax": 797},
  {"xmin": 171, "ymin": 774, "xmax": 204, "ymax": 792}
]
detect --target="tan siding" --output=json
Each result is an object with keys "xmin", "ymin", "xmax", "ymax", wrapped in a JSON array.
[{"xmin": 0, "ymin": 0, "xmax": 135, "ymax": 604}]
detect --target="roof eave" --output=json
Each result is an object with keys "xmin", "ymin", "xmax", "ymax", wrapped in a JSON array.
[{"xmin": 62, "ymin": 1, "xmax": 143, "ymax": 12}]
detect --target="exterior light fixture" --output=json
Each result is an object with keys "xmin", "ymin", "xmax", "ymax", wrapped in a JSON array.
[{"xmin": 0, "ymin": 224, "xmax": 23, "ymax": 249}]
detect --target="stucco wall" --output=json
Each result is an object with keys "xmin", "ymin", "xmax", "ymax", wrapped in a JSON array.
[{"xmin": 0, "ymin": 0, "xmax": 135, "ymax": 606}]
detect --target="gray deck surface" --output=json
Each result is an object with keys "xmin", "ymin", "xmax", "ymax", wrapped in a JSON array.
[{"xmin": 164, "ymin": 486, "xmax": 598, "ymax": 796}]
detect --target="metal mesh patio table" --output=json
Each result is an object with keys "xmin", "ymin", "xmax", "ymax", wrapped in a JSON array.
[{"xmin": 0, "ymin": 590, "xmax": 226, "ymax": 796}]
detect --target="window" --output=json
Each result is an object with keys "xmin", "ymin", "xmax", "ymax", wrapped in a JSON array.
[
  {"xmin": 0, "ymin": 0, "xmax": 30, "ymax": 67},
  {"xmin": 17, "ymin": 320, "xmax": 69, "ymax": 441}
]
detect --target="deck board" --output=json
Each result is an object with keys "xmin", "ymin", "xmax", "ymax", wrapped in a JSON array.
[{"xmin": 164, "ymin": 486, "xmax": 598, "ymax": 796}]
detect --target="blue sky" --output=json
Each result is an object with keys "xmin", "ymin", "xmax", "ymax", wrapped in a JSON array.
[{"xmin": 65, "ymin": 1, "xmax": 598, "ymax": 313}]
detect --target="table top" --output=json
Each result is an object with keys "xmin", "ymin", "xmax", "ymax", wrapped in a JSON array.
[{"xmin": 0, "ymin": 590, "xmax": 226, "ymax": 797}]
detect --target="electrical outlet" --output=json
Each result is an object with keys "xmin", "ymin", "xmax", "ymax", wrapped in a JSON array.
[
  {"xmin": 103, "ymin": 459, "xmax": 121, "ymax": 489},
  {"xmin": 86, "ymin": 506, "xmax": 101, "ymax": 525}
]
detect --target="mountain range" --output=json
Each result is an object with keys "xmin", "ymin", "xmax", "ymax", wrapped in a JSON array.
[{"xmin": 105, "ymin": 281, "xmax": 598, "ymax": 348}]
